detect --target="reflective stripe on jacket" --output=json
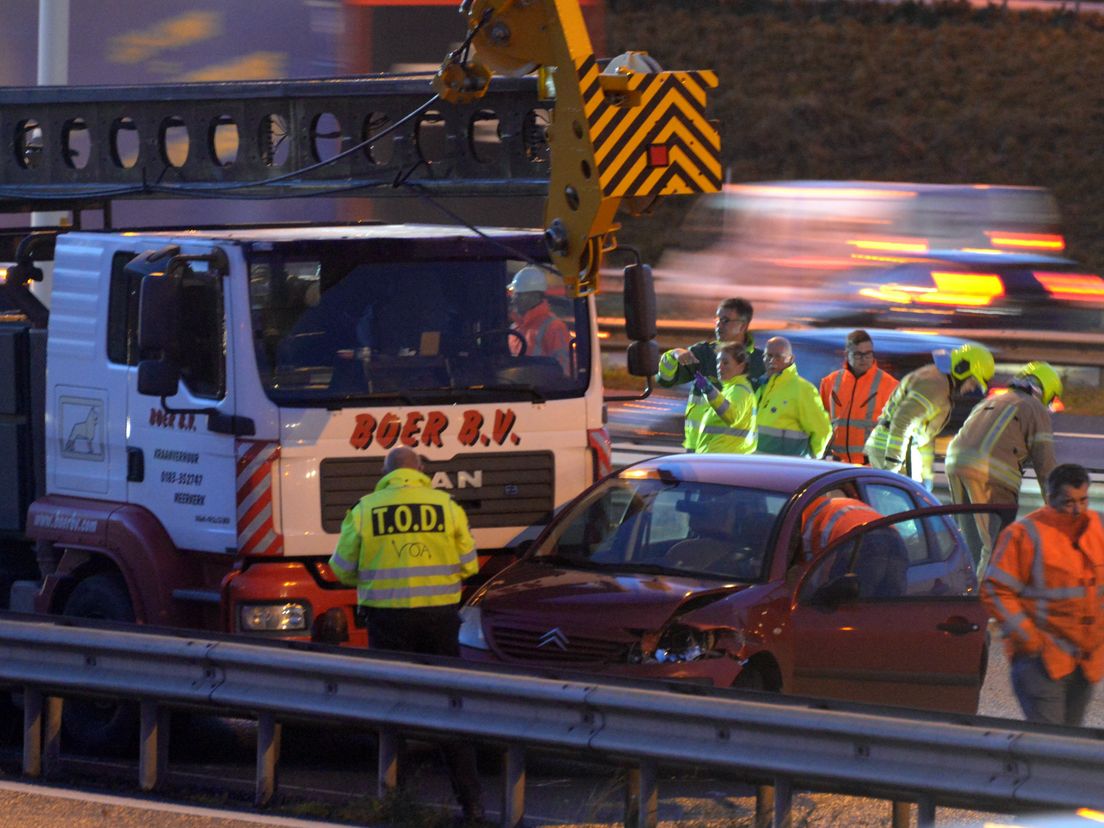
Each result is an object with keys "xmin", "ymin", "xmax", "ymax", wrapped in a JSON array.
[
  {"xmin": 946, "ymin": 387, "xmax": 1056, "ymax": 500},
  {"xmin": 819, "ymin": 362, "xmax": 898, "ymax": 464},
  {"xmin": 755, "ymin": 364, "xmax": 832, "ymax": 458},
  {"xmin": 328, "ymin": 467, "xmax": 478, "ymax": 608},
  {"xmin": 864, "ymin": 364, "xmax": 951, "ymax": 482},
  {"xmin": 982, "ymin": 508, "xmax": 1104, "ymax": 681},
  {"xmin": 696, "ymin": 375, "xmax": 757, "ymax": 454},
  {"xmin": 800, "ymin": 496, "xmax": 883, "ymax": 560}
]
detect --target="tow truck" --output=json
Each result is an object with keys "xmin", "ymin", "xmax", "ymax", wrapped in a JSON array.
[{"xmin": 0, "ymin": 0, "xmax": 719, "ymax": 749}]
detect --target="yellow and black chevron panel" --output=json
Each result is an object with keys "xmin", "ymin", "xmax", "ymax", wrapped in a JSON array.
[{"xmin": 576, "ymin": 56, "xmax": 721, "ymax": 198}]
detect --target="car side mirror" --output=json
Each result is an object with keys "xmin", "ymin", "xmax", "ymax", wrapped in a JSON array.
[{"xmin": 808, "ymin": 573, "xmax": 860, "ymax": 610}]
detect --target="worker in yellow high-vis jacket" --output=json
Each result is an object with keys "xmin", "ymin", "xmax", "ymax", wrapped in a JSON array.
[
  {"xmin": 755, "ymin": 336, "xmax": 831, "ymax": 458},
  {"xmin": 328, "ymin": 446, "xmax": 483, "ymax": 822},
  {"xmin": 656, "ymin": 297, "xmax": 765, "ymax": 450}
]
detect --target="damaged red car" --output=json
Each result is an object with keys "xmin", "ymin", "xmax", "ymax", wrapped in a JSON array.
[{"xmin": 459, "ymin": 453, "xmax": 1000, "ymax": 714}]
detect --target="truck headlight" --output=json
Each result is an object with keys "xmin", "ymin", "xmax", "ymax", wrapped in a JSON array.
[
  {"xmin": 239, "ymin": 602, "xmax": 308, "ymax": 632},
  {"xmin": 458, "ymin": 605, "xmax": 489, "ymax": 650}
]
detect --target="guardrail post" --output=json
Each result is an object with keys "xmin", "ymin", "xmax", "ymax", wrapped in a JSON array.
[
  {"xmin": 378, "ymin": 729, "xmax": 399, "ymax": 798},
  {"xmin": 502, "ymin": 744, "xmax": 525, "ymax": 828},
  {"xmin": 21, "ymin": 690, "xmax": 61, "ymax": 777},
  {"xmin": 891, "ymin": 800, "xmax": 910, "ymax": 827},
  {"xmin": 772, "ymin": 777, "xmax": 793, "ymax": 828},
  {"xmin": 255, "ymin": 712, "xmax": 281, "ymax": 807},
  {"xmin": 139, "ymin": 700, "xmax": 168, "ymax": 792},
  {"xmin": 44, "ymin": 696, "xmax": 62, "ymax": 777},
  {"xmin": 22, "ymin": 687, "xmax": 42, "ymax": 777},
  {"xmin": 755, "ymin": 784, "xmax": 773, "ymax": 828},
  {"xmin": 917, "ymin": 795, "xmax": 936, "ymax": 828},
  {"xmin": 624, "ymin": 761, "xmax": 657, "ymax": 828}
]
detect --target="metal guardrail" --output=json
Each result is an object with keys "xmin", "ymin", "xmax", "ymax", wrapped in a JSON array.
[
  {"xmin": 598, "ymin": 318, "xmax": 1104, "ymax": 372},
  {"xmin": 3, "ymin": 615, "xmax": 1104, "ymax": 828}
]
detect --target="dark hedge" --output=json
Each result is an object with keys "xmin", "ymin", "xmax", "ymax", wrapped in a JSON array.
[{"xmin": 604, "ymin": 0, "xmax": 1104, "ymax": 269}]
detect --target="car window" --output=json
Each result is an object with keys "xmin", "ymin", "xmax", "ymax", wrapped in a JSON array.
[
  {"xmin": 536, "ymin": 477, "xmax": 785, "ymax": 580},
  {"xmin": 863, "ymin": 483, "xmax": 918, "ymax": 516},
  {"xmin": 547, "ymin": 483, "xmax": 642, "ymax": 561},
  {"xmin": 800, "ymin": 511, "xmax": 981, "ymax": 602}
]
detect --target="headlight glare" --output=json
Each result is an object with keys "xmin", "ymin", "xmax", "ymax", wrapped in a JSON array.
[{"xmin": 239, "ymin": 602, "xmax": 307, "ymax": 632}]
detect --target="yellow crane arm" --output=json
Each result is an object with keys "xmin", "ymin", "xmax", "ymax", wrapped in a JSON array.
[{"xmin": 435, "ymin": 0, "xmax": 721, "ymax": 297}]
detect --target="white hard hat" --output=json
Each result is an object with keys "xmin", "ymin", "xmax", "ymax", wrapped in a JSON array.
[{"xmin": 508, "ymin": 265, "xmax": 549, "ymax": 294}]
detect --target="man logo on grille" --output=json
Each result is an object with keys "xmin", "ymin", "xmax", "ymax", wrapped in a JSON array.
[{"xmin": 538, "ymin": 627, "xmax": 569, "ymax": 651}]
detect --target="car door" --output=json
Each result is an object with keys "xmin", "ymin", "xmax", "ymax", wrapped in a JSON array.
[{"xmin": 788, "ymin": 504, "xmax": 1008, "ymax": 714}]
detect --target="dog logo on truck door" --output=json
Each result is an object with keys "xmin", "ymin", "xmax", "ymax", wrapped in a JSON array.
[{"xmin": 59, "ymin": 397, "xmax": 105, "ymax": 461}]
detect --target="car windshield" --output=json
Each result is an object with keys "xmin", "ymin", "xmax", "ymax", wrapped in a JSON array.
[
  {"xmin": 536, "ymin": 477, "xmax": 786, "ymax": 581},
  {"xmin": 247, "ymin": 239, "xmax": 590, "ymax": 407}
]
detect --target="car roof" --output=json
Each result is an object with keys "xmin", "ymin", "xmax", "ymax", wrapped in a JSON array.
[{"xmin": 621, "ymin": 452, "xmax": 903, "ymax": 495}]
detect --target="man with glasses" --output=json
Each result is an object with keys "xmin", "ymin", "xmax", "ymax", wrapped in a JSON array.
[
  {"xmin": 657, "ymin": 298, "xmax": 766, "ymax": 450},
  {"xmin": 818, "ymin": 330, "xmax": 898, "ymax": 464},
  {"xmin": 756, "ymin": 336, "xmax": 831, "ymax": 458}
]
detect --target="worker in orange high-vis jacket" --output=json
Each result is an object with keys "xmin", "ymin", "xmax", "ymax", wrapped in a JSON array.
[
  {"xmin": 982, "ymin": 463, "xmax": 1104, "ymax": 726},
  {"xmin": 800, "ymin": 495, "xmax": 883, "ymax": 561},
  {"xmin": 819, "ymin": 330, "xmax": 898, "ymax": 464}
]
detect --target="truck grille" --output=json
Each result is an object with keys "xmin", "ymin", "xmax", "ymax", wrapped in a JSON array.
[
  {"xmin": 488, "ymin": 622, "xmax": 628, "ymax": 665},
  {"xmin": 319, "ymin": 451, "xmax": 554, "ymax": 533}
]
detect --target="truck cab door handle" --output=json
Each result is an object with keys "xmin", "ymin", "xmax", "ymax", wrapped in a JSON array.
[{"xmin": 937, "ymin": 617, "xmax": 980, "ymax": 635}]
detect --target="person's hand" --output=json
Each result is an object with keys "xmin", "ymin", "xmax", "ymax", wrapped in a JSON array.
[
  {"xmin": 676, "ymin": 349, "xmax": 700, "ymax": 366},
  {"xmin": 694, "ymin": 372, "xmax": 718, "ymax": 400}
]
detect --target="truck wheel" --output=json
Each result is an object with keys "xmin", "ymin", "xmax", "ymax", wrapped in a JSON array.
[{"xmin": 61, "ymin": 573, "xmax": 138, "ymax": 754}]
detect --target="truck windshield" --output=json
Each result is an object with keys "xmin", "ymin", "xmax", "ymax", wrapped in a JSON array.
[{"xmin": 247, "ymin": 239, "xmax": 591, "ymax": 406}]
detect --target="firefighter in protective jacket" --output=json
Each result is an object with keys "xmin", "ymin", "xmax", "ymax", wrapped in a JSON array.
[
  {"xmin": 657, "ymin": 298, "xmax": 765, "ymax": 450},
  {"xmin": 946, "ymin": 361, "xmax": 1060, "ymax": 572},
  {"xmin": 819, "ymin": 330, "xmax": 898, "ymax": 464},
  {"xmin": 982, "ymin": 464, "xmax": 1104, "ymax": 726},
  {"xmin": 755, "ymin": 336, "xmax": 831, "ymax": 458},
  {"xmin": 866, "ymin": 343, "xmax": 995, "ymax": 488}
]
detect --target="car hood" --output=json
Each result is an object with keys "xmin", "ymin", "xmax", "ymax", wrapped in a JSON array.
[{"xmin": 475, "ymin": 559, "xmax": 752, "ymax": 629}]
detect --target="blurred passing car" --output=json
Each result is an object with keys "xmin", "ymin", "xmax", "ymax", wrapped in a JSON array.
[
  {"xmin": 460, "ymin": 453, "xmax": 1003, "ymax": 714},
  {"xmin": 802, "ymin": 250, "xmax": 1104, "ymax": 331},
  {"xmin": 608, "ymin": 327, "xmax": 989, "ymax": 446}
]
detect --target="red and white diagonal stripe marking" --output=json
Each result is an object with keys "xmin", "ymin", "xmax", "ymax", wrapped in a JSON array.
[{"xmin": 236, "ymin": 441, "xmax": 283, "ymax": 556}]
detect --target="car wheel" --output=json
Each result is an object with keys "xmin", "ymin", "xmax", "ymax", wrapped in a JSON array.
[
  {"xmin": 61, "ymin": 573, "xmax": 138, "ymax": 754},
  {"xmin": 731, "ymin": 666, "xmax": 766, "ymax": 691}
]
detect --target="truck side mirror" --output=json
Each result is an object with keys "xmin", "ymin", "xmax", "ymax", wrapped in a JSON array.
[
  {"xmin": 623, "ymin": 263, "xmax": 657, "ymax": 341},
  {"xmin": 130, "ymin": 247, "xmax": 185, "ymax": 398},
  {"xmin": 626, "ymin": 339, "xmax": 659, "ymax": 377},
  {"xmin": 136, "ymin": 259, "xmax": 184, "ymax": 361},
  {"xmin": 137, "ymin": 360, "xmax": 181, "ymax": 397}
]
